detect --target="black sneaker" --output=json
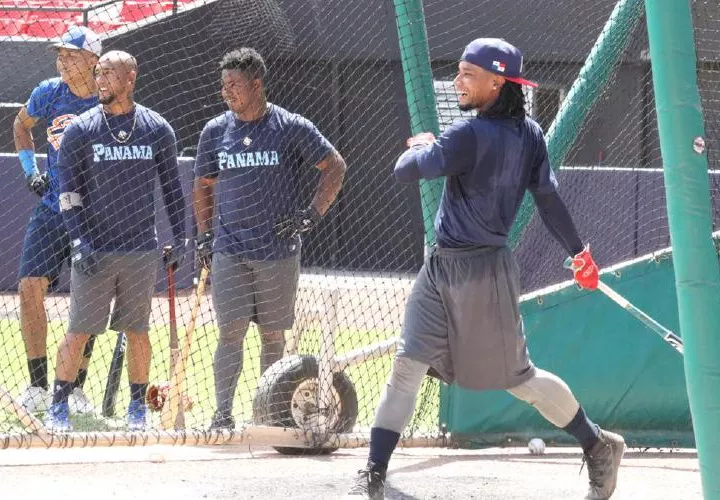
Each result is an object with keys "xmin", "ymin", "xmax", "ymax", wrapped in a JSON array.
[
  {"xmin": 584, "ymin": 430, "xmax": 626, "ymax": 499},
  {"xmin": 345, "ymin": 466, "xmax": 385, "ymax": 499},
  {"xmin": 208, "ymin": 410, "xmax": 235, "ymax": 431}
]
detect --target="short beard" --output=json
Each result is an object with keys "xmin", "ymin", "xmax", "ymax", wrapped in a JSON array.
[
  {"xmin": 99, "ymin": 94, "xmax": 115, "ymax": 105},
  {"xmin": 458, "ymin": 103, "xmax": 475, "ymax": 112}
]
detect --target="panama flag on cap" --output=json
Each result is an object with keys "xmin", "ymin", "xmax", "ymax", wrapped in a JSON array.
[
  {"xmin": 461, "ymin": 38, "xmax": 538, "ymax": 87},
  {"xmin": 50, "ymin": 25, "xmax": 102, "ymax": 57},
  {"xmin": 492, "ymin": 60, "xmax": 506, "ymax": 73}
]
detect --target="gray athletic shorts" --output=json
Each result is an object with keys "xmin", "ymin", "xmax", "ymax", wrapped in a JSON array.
[
  {"xmin": 398, "ymin": 245, "xmax": 536, "ymax": 391},
  {"xmin": 211, "ymin": 252, "xmax": 300, "ymax": 330},
  {"xmin": 68, "ymin": 252, "xmax": 158, "ymax": 335}
]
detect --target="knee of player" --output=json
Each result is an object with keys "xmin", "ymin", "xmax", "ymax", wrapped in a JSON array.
[
  {"xmin": 507, "ymin": 377, "xmax": 543, "ymax": 405},
  {"xmin": 508, "ymin": 387, "xmax": 539, "ymax": 406},
  {"xmin": 124, "ymin": 330, "xmax": 151, "ymax": 343},
  {"xmin": 64, "ymin": 332, "xmax": 93, "ymax": 349},
  {"xmin": 217, "ymin": 318, "xmax": 251, "ymax": 344},
  {"xmin": 261, "ymin": 330, "xmax": 285, "ymax": 343},
  {"xmin": 388, "ymin": 356, "xmax": 427, "ymax": 394}
]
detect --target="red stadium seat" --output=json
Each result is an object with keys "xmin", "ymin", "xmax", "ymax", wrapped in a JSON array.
[
  {"xmin": 0, "ymin": 9, "xmax": 25, "ymax": 19},
  {"xmin": 24, "ymin": 17, "xmax": 69, "ymax": 37},
  {"xmin": 86, "ymin": 20, "xmax": 123, "ymax": 34},
  {"xmin": 0, "ymin": 0, "xmax": 64, "ymax": 8},
  {"xmin": 0, "ymin": 17, "xmax": 24, "ymax": 36},
  {"xmin": 120, "ymin": 0, "xmax": 174, "ymax": 23},
  {"xmin": 27, "ymin": 10, "xmax": 80, "ymax": 21}
]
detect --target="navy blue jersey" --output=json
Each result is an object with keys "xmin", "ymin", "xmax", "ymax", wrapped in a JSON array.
[
  {"xmin": 57, "ymin": 104, "xmax": 186, "ymax": 252},
  {"xmin": 395, "ymin": 116, "xmax": 558, "ymax": 249},
  {"xmin": 25, "ymin": 77, "xmax": 99, "ymax": 213},
  {"xmin": 194, "ymin": 104, "xmax": 333, "ymax": 260}
]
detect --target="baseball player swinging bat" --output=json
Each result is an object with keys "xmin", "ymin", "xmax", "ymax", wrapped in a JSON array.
[
  {"xmin": 158, "ymin": 266, "xmax": 209, "ymax": 430},
  {"xmin": 564, "ymin": 257, "xmax": 684, "ymax": 355}
]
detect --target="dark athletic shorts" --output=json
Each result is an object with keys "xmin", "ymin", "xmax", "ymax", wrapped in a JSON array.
[
  {"xmin": 18, "ymin": 203, "xmax": 70, "ymax": 289},
  {"xmin": 398, "ymin": 245, "xmax": 536, "ymax": 390}
]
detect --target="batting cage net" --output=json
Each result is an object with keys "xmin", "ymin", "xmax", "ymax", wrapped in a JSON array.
[
  {"xmin": 695, "ymin": 1, "xmax": 720, "ymax": 228},
  {"xmin": 0, "ymin": 0, "xmax": 716, "ymax": 452}
]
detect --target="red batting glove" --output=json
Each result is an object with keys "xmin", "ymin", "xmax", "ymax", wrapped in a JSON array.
[
  {"xmin": 570, "ymin": 245, "xmax": 599, "ymax": 290},
  {"xmin": 406, "ymin": 132, "xmax": 436, "ymax": 148}
]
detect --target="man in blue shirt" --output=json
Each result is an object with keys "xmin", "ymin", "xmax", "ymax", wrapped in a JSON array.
[
  {"xmin": 44, "ymin": 50, "xmax": 187, "ymax": 432},
  {"xmin": 193, "ymin": 48, "xmax": 347, "ymax": 430},
  {"xmin": 346, "ymin": 39, "xmax": 624, "ymax": 500},
  {"xmin": 13, "ymin": 26, "xmax": 102, "ymax": 415}
]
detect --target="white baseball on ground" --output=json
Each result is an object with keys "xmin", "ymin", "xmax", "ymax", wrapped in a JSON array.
[{"xmin": 528, "ymin": 437, "xmax": 546, "ymax": 455}]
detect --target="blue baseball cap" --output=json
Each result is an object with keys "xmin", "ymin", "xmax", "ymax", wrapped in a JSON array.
[
  {"xmin": 50, "ymin": 25, "xmax": 102, "ymax": 57},
  {"xmin": 461, "ymin": 38, "xmax": 537, "ymax": 88}
]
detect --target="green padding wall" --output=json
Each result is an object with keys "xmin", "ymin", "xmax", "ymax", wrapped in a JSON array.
[{"xmin": 440, "ymin": 253, "xmax": 694, "ymax": 448}]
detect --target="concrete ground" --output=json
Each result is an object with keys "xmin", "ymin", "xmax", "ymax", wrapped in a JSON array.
[{"xmin": 0, "ymin": 444, "xmax": 702, "ymax": 499}]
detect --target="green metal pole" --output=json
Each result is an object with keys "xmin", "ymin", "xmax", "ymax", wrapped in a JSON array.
[
  {"xmin": 508, "ymin": 0, "xmax": 643, "ymax": 249},
  {"xmin": 393, "ymin": 0, "xmax": 443, "ymax": 247},
  {"xmin": 645, "ymin": 1, "xmax": 720, "ymax": 497}
]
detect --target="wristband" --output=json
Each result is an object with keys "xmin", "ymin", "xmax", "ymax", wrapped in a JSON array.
[{"xmin": 18, "ymin": 150, "xmax": 38, "ymax": 177}]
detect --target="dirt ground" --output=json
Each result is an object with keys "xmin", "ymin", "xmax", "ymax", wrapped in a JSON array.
[{"xmin": 0, "ymin": 444, "xmax": 702, "ymax": 499}]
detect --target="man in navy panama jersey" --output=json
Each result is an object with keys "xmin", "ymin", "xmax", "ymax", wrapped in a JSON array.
[
  {"xmin": 345, "ymin": 39, "xmax": 625, "ymax": 500},
  {"xmin": 14, "ymin": 26, "xmax": 103, "ymax": 415},
  {"xmin": 44, "ymin": 50, "xmax": 187, "ymax": 432},
  {"xmin": 193, "ymin": 47, "xmax": 347, "ymax": 430}
]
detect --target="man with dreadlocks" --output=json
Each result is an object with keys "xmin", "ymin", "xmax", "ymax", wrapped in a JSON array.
[{"xmin": 345, "ymin": 38, "xmax": 625, "ymax": 500}]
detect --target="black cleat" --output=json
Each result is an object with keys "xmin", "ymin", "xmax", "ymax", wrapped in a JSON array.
[
  {"xmin": 208, "ymin": 410, "xmax": 235, "ymax": 431},
  {"xmin": 584, "ymin": 430, "xmax": 626, "ymax": 499},
  {"xmin": 345, "ymin": 465, "xmax": 385, "ymax": 499}
]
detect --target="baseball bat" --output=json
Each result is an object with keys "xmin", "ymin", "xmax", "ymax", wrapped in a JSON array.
[
  {"xmin": 102, "ymin": 332, "xmax": 127, "ymax": 417},
  {"xmin": 563, "ymin": 257, "xmax": 683, "ymax": 355},
  {"xmin": 160, "ymin": 266, "xmax": 209, "ymax": 430},
  {"xmin": 164, "ymin": 249, "xmax": 184, "ymax": 428},
  {"xmin": 595, "ymin": 281, "xmax": 684, "ymax": 355},
  {"xmin": 0, "ymin": 384, "xmax": 45, "ymax": 433}
]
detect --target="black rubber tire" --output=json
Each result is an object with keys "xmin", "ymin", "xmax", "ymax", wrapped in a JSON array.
[{"xmin": 253, "ymin": 355, "xmax": 358, "ymax": 455}]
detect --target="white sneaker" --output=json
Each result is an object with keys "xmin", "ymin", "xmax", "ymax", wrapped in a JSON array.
[
  {"xmin": 19, "ymin": 386, "xmax": 51, "ymax": 413},
  {"xmin": 68, "ymin": 387, "xmax": 95, "ymax": 414}
]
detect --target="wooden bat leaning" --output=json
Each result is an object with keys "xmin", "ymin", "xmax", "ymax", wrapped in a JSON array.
[
  {"xmin": 160, "ymin": 266, "xmax": 209, "ymax": 430},
  {"xmin": 166, "ymin": 262, "xmax": 184, "ymax": 428},
  {"xmin": 0, "ymin": 384, "xmax": 45, "ymax": 433}
]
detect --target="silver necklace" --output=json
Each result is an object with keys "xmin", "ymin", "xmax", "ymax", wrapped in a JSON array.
[{"xmin": 102, "ymin": 105, "xmax": 137, "ymax": 143}]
